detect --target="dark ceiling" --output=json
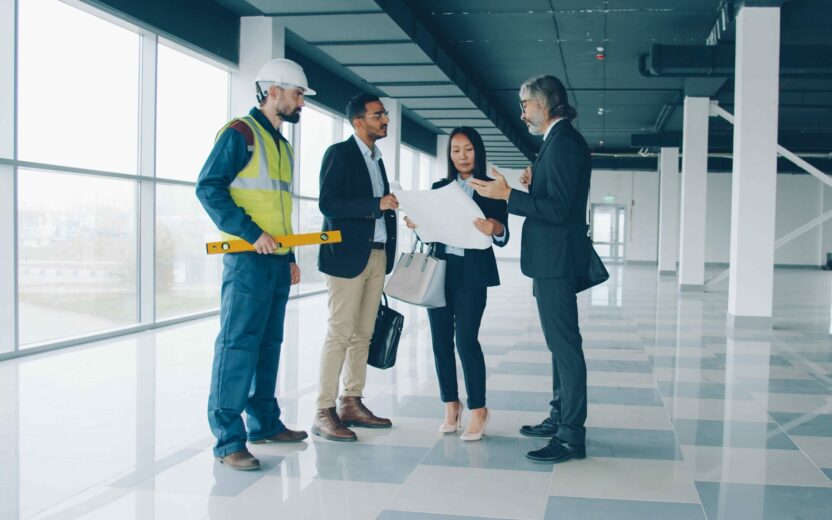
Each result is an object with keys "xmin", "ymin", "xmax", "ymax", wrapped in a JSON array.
[{"xmin": 214, "ymin": 0, "xmax": 832, "ymax": 170}]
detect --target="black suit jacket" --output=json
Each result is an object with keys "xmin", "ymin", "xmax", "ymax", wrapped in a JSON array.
[
  {"xmin": 428, "ymin": 177, "xmax": 509, "ymax": 288},
  {"xmin": 507, "ymin": 120, "xmax": 591, "ymax": 279},
  {"xmin": 318, "ymin": 137, "xmax": 397, "ymax": 278}
]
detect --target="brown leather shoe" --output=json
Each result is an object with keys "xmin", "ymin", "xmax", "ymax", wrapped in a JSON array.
[
  {"xmin": 312, "ymin": 408, "xmax": 358, "ymax": 442},
  {"xmin": 249, "ymin": 427, "xmax": 308, "ymax": 444},
  {"xmin": 338, "ymin": 396, "xmax": 392, "ymax": 428},
  {"xmin": 217, "ymin": 449, "xmax": 260, "ymax": 471}
]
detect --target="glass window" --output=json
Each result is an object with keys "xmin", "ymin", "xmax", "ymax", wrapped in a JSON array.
[
  {"xmin": 298, "ymin": 105, "xmax": 335, "ymax": 198},
  {"xmin": 17, "ymin": 0, "xmax": 139, "ymax": 174},
  {"xmin": 18, "ymin": 170, "xmax": 137, "ymax": 346},
  {"xmin": 156, "ymin": 43, "xmax": 229, "ymax": 182},
  {"xmin": 294, "ymin": 198, "xmax": 326, "ymax": 294},
  {"xmin": 156, "ymin": 184, "xmax": 222, "ymax": 319},
  {"xmin": 154, "ymin": 326, "xmax": 211, "ymax": 456},
  {"xmin": 343, "ymin": 120, "xmax": 354, "ymax": 142},
  {"xmin": 592, "ymin": 207, "xmax": 613, "ymax": 243},
  {"xmin": 399, "ymin": 145, "xmax": 417, "ymax": 190},
  {"xmin": 419, "ymin": 152, "xmax": 436, "ymax": 189}
]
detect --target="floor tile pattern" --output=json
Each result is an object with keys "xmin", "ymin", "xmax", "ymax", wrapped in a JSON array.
[{"xmin": 1, "ymin": 264, "xmax": 830, "ymax": 519}]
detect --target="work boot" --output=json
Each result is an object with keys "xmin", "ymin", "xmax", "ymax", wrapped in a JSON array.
[
  {"xmin": 217, "ymin": 449, "xmax": 260, "ymax": 471},
  {"xmin": 338, "ymin": 396, "xmax": 392, "ymax": 428},
  {"xmin": 312, "ymin": 407, "xmax": 358, "ymax": 442},
  {"xmin": 250, "ymin": 427, "xmax": 309, "ymax": 444}
]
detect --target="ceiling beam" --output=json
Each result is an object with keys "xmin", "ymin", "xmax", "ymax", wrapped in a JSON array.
[
  {"xmin": 373, "ymin": 0, "xmax": 536, "ymax": 160},
  {"xmin": 311, "ymin": 39, "xmax": 411, "ymax": 46}
]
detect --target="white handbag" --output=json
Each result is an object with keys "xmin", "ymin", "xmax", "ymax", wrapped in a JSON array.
[{"xmin": 384, "ymin": 239, "xmax": 446, "ymax": 308}]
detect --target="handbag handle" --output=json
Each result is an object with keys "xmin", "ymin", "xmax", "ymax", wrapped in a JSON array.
[
  {"xmin": 409, "ymin": 235, "xmax": 440, "ymax": 261},
  {"xmin": 381, "ymin": 292, "xmax": 389, "ymax": 307},
  {"xmin": 409, "ymin": 235, "xmax": 425, "ymax": 254}
]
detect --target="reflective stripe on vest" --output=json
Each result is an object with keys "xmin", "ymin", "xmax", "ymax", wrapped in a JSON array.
[{"xmin": 218, "ymin": 115, "xmax": 294, "ymax": 255}]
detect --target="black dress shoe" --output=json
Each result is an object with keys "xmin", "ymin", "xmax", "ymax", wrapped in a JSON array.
[
  {"xmin": 525, "ymin": 438, "xmax": 586, "ymax": 463},
  {"xmin": 519, "ymin": 417, "xmax": 558, "ymax": 438}
]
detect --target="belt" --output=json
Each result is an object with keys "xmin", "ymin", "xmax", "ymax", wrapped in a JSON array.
[{"xmin": 371, "ymin": 242, "xmax": 386, "ymax": 250}]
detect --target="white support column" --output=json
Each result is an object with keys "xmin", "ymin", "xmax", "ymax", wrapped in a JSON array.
[
  {"xmin": 138, "ymin": 33, "xmax": 157, "ymax": 326},
  {"xmin": 727, "ymin": 6, "xmax": 781, "ymax": 330},
  {"xmin": 436, "ymin": 134, "xmax": 449, "ymax": 182},
  {"xmin": 678, "ymin": 97, "xmax": 710, "ymax": 291},
  {"xmin": 230, "ymin": 17, "xmax": 285, "ymax": 118},
  {"xmin": 0, "ymin": 0, "xmax": 17, "ymax": 355},
  {"xmin": 658, "ymin": 147, "xmax": 680, "ymax": 275},
  {"xmin": 377, "ymin": 97, "xmax": 402, "ymax": 183}
]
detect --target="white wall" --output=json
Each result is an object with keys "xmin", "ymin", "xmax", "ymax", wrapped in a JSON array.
[
  {"xmin": 494, "ymin": 168, "xmax": 827, "ymax": 267},
  {"xmin": 774, "ymin": 175, "xmax": 823, "ymax": 265},
  {"xmin": 706, "ymin": 174, "xmax": 733, "ymax": 263},
  {"xmin": 706, "ymin": 173, "xmax": 825, "ymax": 266},
  {"xmin": 589, "ymin": 170, "xmax": 659, "ymax": 263}
]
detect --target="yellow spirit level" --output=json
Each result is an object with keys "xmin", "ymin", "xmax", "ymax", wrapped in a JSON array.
[{"xmin": 206, "ymin": 231, "xmax": 342, "ymax": 255}]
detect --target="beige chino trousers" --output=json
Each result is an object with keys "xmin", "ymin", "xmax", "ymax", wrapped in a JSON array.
[{"xmin": 316, "ymin": 249, "xmax": 386, "ymax": 409}]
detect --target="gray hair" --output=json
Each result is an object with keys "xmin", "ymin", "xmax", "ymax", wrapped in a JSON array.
[{"xmin": 520, "ymin": 75, "xmax": 577, "ymax": 121}]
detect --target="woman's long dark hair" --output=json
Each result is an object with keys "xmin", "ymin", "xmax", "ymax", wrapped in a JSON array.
[{"xmin": 446, "ymin": 126, "xmax": 488, "ymax": 181}]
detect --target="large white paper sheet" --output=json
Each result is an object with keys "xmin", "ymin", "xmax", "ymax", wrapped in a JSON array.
[
  {"xmin": 393, "ymin": 182, "xmax": 492, "ymax": 250},
  {"xmin": 489, "ymin": 168, "xmax": 529, "ymax": 193}
]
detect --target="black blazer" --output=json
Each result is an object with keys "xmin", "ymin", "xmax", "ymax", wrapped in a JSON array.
[
  {"xmin": 427, "ymin": 177, "xmax": 509, "ymax": 288},
  {"xmin": 318, "ymin": 137, "xmax": 397, "ymax": 278},
  {"xmin": 506, "ymin": 120, "xmax": 591, "ymax": 279}
]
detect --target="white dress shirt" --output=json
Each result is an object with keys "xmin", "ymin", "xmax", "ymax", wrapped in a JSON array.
[{"xmin": 353, "ymin": 135, "xmax": 387, "ymax": 243}]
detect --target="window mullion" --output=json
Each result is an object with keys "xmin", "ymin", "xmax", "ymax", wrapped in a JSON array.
[
  {"xmin": 138, "ymin": 32, "xmax": 157, "ymax": 325},
  {"xmin": 0, "ymin": 0, "xmax": 18, "ymax": 354}
]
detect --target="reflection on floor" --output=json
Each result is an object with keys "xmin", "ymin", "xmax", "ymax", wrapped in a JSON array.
[{"xmin": 1, "ymin": 263, "xmax": 831, "ymax": 519}]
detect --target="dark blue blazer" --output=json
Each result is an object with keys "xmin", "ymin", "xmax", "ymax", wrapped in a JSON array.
[
  {"xmin": 429, "ymin": 177, "xmax": 509, "ymax": 288},
  {"xmin": 506, "ymin": 120, "xmax": 591, "ymax": 279},
  {"xmin": 318, "ymin": 137, "xmax": 397, "ymax": 278}
]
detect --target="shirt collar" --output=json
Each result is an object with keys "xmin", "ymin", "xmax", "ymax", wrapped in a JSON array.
[
  {"xmin": 353, "ymin": 134, "xmax": 382, "ymax": 161},
  {"xmin": 542, "ymin": 117, "xmax": 565, "ymax": 142},
  {"xmin": 250, "ymin": 107, "xmax": 284, "ymax": 139}
]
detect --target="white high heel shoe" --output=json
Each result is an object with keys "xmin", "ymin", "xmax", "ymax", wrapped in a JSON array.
[
  {"xmin": 460, "ymin": 409, "xmax": 489, "ymax": 442},
  {"xmin": 439, "ymin": 402, "xmax": 464, "ymax": 433}
]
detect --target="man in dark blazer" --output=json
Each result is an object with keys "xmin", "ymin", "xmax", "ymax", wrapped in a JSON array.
[
  {"xmin": 313, "ymin": 93, "xmax": 398, "ymax": 442},
  {"xmin": 471, "ymin": 75, "xmax": 591, "ymax": 463}
]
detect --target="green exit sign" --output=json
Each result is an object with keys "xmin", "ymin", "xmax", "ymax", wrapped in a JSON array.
[{"xmin": 603, "ymin": 195, "xmax": 616, "ymax": 203}]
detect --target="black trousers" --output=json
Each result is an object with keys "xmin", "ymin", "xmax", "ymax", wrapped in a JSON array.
[
  {"xmin": 427, "ymin": 255, "xmax": 488, "ymax": 409},
  {"xmin": 533, "ymin": 276, "xmax": 587, "ymax": 445}
]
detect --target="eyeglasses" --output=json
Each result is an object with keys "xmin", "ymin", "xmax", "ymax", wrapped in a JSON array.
[
  {"xmin": 519, "ymin": 98, "xmax": 532, "ymax": 113},
  {"xmin": 362, "ymin": 110, "xmax": 390, "ymax": 120}
]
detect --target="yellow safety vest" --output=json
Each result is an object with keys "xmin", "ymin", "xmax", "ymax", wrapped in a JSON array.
[{"xmin": 217, "ymin": 115, "xmax": 294, "ymax": 255}]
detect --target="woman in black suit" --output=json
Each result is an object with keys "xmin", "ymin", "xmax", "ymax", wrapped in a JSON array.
[{"xmin": 404, "ymin": 126, "xmax": 509, "ymax": 441}]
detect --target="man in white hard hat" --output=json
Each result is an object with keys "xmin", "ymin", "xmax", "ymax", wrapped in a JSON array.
[{"xmin": 196, "ymin": 58, "xmax": 314, "ymax": 471}]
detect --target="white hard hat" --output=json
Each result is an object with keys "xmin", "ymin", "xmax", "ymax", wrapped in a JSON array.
[{"xmin": 255, "ymin": 58, "xmax": 316, "ymax": 101}]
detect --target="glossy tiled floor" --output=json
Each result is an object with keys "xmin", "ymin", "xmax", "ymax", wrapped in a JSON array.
[{"xmin": 1, "ymin": 263, "xmax": 831, "ymax": 519}]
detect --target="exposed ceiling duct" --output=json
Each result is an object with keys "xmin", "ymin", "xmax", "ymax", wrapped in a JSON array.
[{"xmin": 640, "ymin": 44, "xmax": 832, "ymax": 78}]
